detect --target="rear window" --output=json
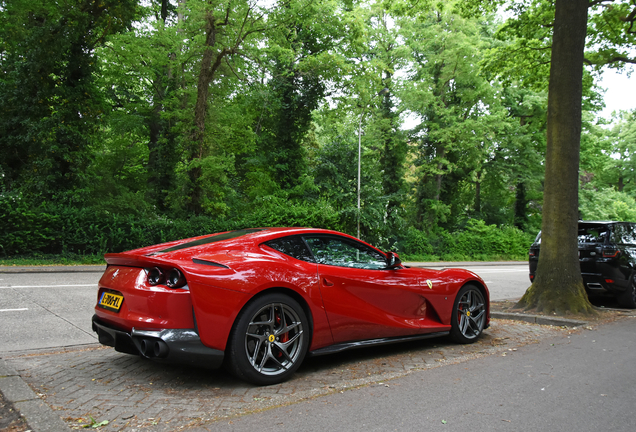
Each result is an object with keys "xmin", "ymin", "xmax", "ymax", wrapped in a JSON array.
[
  {"xmin": 611, "ymin": 223, "xmax": 636, "ymax": 245},
  {"xmin": 578, "ymin": 225, "xmax": 610, "ymax": 244}
]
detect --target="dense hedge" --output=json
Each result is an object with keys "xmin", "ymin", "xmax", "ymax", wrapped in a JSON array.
[
  {"xmin": 0, "ymin": 196, "xmax": 343, "ymax": 256},
  {"xmin": 398, "ymin": 220, "xmax": 535, "ymax": 261},
  {"xmin": 1, "ymin": 197, "xmax": 533, "ymax": 260}
]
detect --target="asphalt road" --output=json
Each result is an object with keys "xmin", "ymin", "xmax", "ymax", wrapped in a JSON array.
[
  {"xmin": 0, "ymin": 263, "xmax": 530, "ymax": 354},
  {"xmin": 0, "ymin": 270, "xmax": 100, "ymax": 352},
  {"xmin": 199, "ymin": 317, "xmax": 636, "ymax": 432},
  {"xmin": 416, "ymin": 263, "xmax": 530, "ymax": 301}
]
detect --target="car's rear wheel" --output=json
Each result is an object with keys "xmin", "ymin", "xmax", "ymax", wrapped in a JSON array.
[
  {"xmin": 450, "ymin": 284, "xmax": 486, "ymax": 344},
  {"xmin": 226, "ymin": 293, "xmax": 309, "ymax": 385},
  {"xmin": 617, "ymin": 278, "xmax": 636, "ymax": 309}
]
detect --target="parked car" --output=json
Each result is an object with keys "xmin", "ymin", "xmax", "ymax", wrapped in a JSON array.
[
  {"xmin": 92, "ymin": 228, "xmax": 490, "ymax": 385},
  {"xmin": 529, "ymin": 221, "xmax": 636, "ymax": 308}
]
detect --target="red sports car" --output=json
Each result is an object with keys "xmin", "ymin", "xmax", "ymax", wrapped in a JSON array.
[{"xmin": 92, "ymin": 228, "xmax": 489, "ymax": 385}]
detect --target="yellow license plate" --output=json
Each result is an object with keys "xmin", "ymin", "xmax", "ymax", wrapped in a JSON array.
[{"xmin": 99, "ymin": 292, "xmax": 124, "ymax": 312}]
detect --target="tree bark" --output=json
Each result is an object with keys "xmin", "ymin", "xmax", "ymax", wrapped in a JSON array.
[
  {"xmin": 517, "ymin": 0, "xmax": 594, "ymax": 314},
  {"xmin": 514, "ymin": 180, "xmax": 527, "ymax": 229},
  {"xmin": 475, "ymin": 171, "xmax": 481, "ymax": 216}
]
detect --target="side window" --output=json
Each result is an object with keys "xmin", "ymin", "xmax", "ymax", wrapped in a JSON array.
[
  {"xmin": 303, "ymin": 236, "xmax": 387, "ymax": 269},
  {"xmin": 265, "ymin": 236, "xmax": 315, "ymax": 263}
]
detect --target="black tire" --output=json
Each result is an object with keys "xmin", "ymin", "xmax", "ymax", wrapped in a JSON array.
[
  {"xmin": 617, "ymin": 278, "xmax": 636, "ymax": 309},
  {"xmin": 449, "ymin": 284, "xmax": 487, "ymax": 344},
  {"xmin": 225, "ymin": 293, "xmax": 309, "ymax": 385}
]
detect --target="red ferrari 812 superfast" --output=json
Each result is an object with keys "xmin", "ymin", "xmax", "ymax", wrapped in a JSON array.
[{"xmin": 93, "ymin": 228, "xmax": 490, "ymax": 385}]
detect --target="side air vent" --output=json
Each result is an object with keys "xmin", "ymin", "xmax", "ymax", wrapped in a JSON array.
[{"xmin": 192, "ymin": 258, "xmax": 230, "ymax": 269}]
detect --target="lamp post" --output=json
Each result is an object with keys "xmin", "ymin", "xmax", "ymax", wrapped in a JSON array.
[{"xmin": 357, "ymin": 87, "xmax": 390, "ymax": 239}]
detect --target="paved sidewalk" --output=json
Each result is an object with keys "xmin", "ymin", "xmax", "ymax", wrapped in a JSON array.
[{"xmin": 2, "ymin": 319, "xmax": 573, "ymax": 431}]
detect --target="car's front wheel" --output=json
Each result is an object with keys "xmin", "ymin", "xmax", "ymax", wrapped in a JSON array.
[
  {"xmin": 226, "ymin": 293, "xmax": 309, "ymax": 385},
  {"xmin": 617, "ymin": 278, "xmax": 636, "ymax": 309},
  {"xmin": 450, "ymin": 284, "xmax": 487, "ymax": 344}
]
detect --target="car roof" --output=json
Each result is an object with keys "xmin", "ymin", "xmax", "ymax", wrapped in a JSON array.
[{"xmin": 119, "ymin": 227, "xmax": 372, "ymax": 259}]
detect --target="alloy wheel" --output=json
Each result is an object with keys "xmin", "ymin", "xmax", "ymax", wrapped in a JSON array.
[
  {"xmin": 455, "ymin": 288, "xmax": 486, "ymax": 340},
  {"xmin": 244, "ymin": 302, "xmax": 305, "ymax": 376}
]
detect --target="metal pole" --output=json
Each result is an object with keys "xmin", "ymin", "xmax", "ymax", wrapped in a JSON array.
[{"xmin": 357, "ymin": 111, "xmax": 365, "ymax": 240}]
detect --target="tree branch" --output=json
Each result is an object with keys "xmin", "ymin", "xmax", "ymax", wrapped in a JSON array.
[
  {"xmin": 588, "ymin": 0, "xmax": 614, "ymax": 7},
  {"xmin": 585, "ymin": 55, "xmax": 636, "ymax": 65}
]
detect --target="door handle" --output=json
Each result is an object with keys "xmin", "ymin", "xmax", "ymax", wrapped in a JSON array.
[{"xmin": 322, "ymin": 277, "xmax": 334, "ymax": 286}]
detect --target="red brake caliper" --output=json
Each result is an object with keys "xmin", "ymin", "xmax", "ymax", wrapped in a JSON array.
[{"xmin": 275, "ymin": 310, "xmax": 289, "ymax": 357}]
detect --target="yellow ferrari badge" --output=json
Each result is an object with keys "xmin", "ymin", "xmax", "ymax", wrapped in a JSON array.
[
  {"xmin": 268, "ymin": 334, "xmax": 275, "ymax": 343},
  {"xmin": 466, "ymin": 311, "xmax": 471, "ymax": 317},
  {"xmin": 426, "ymin": 279, "xmax": 433, "ymax": 289}
]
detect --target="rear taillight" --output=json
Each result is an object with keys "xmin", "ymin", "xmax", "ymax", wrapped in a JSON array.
[
  {"xmin": 605, "ymin": 279, "xmax": 615, "ymax": 284},
  {"xmin": 147, "ymin": 267, "xmax": 165, "ymax": 285},
  {"xmin": 602, "ymin": 248, "xmax": 619, "ymax": 258},
  {"xmin": 166, "ymin": 268, "xmax": 187, "ymax": 289}
]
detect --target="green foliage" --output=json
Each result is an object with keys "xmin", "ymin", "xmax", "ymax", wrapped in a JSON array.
[
  {"xmin": 0, "ymin": 198, "xmax": 531, "ymax": 261},
  {"xmin": 579, "ymin": 188, "xmax": 636, "ymax": 222},
  {"xmin": 0, "ymin": 194, "xmax": 342, "ymax": 256},
  {"xmin": 400, "ymin": 220, "xmax": 534, "ymax": 261},
  {"xmin": 0, "ymin": 195, "xmax": 58, "ymax": 255},
  {"xmin": 399, "ymin": 6, "xmax": 522, "ymax": 230},
  {"xmin": 0, "ymin": 0, "xmax": 139, "ymax": 198},
  {"xmin": 3, "ymin": 0, "xmax": 636, "ymax": 266}
]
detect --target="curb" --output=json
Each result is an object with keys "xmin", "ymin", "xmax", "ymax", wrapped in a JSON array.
[
  {"xmin": 0, "ymin": 358, "xmax": 71, "ymax": 432},
  {"xmin": 491, "ymin": 311, "xmax": 587, "ymax": 327}
]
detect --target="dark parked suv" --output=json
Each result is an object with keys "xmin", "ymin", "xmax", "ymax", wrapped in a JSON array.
[{"xmin": 529, "ymin": 221, "xmax": 636, "ymax": 308}]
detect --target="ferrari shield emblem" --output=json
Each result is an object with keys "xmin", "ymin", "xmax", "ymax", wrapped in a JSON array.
[{"xmin": 426, "ymin": 279, "xmax": 433, "ymax": 289}]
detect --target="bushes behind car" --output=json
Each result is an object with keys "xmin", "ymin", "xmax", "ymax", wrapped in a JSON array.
[
  {"xmin": 399, "ymin": 220, "xmax": 534, "ymax": 261},
  {"xmin": 0, "ymin": 196, "xmax": 342, "ymax": 257},
  {"xmin": 1, "ymin": 196, "xmax": 532, "ymax": 261}
]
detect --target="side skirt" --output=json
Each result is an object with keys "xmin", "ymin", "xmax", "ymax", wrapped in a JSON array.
[{"xmin": 309, "ymin": 331, "xmax": 450, "ymax": 357}]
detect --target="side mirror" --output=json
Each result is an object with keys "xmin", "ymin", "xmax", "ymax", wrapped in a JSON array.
[{"xmin": 386, "ymin": 251, "xmax": 402, "ymax": 269}]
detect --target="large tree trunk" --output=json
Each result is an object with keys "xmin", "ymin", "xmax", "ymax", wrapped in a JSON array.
[{"xmin": 517, "ymin": 0, "xmax": 594, "ymax": 314}]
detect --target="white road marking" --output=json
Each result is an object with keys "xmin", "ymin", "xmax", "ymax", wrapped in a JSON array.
[
  {"xmin": 464, "ymin": 269, "xmax": 528, "ymax": 274},
  {"xmin": 0, "ymin": 284, "xmax": 96, "ymax": 289},
  {"xmin": 0, "ymin": 308, "xmax": 29, "ymax": 312}
]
